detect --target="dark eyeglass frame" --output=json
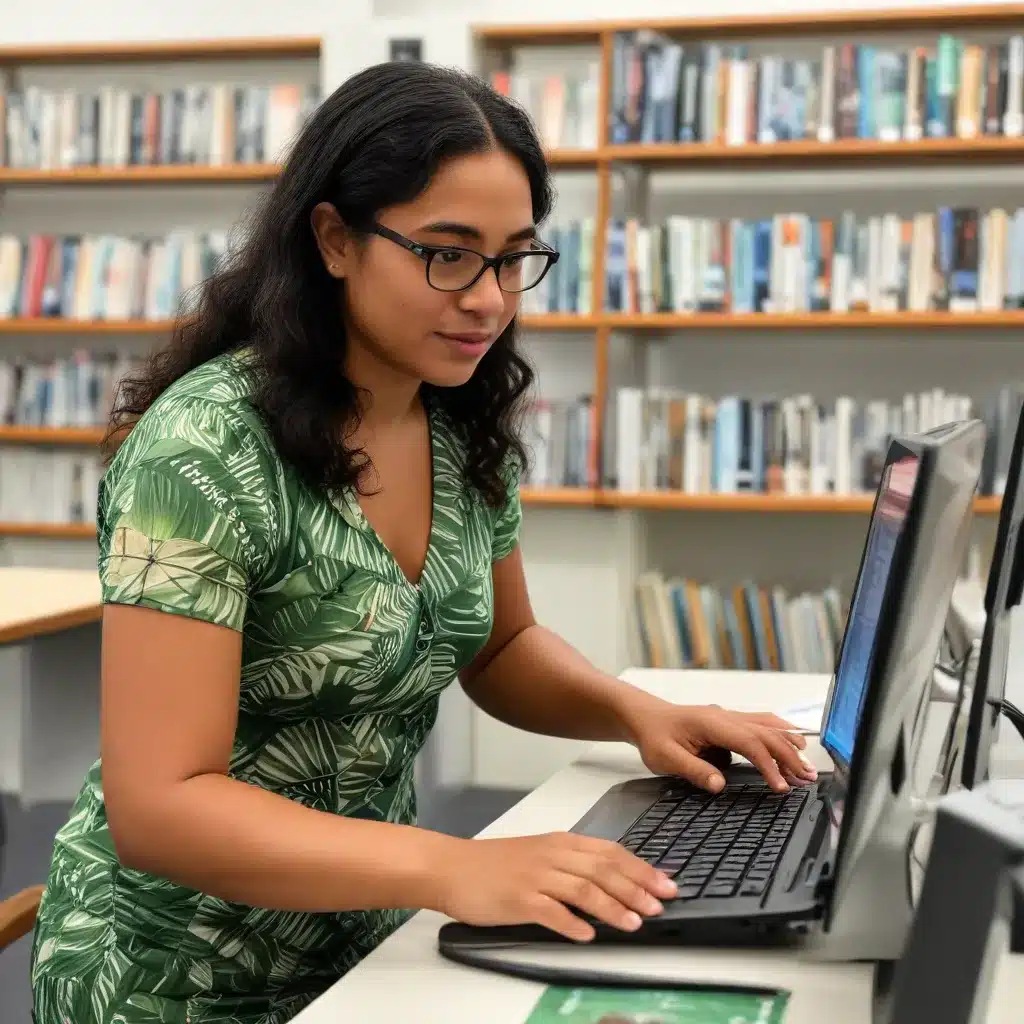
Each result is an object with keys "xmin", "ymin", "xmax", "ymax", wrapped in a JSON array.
[{"xmin": 371, "ymin": 222, "xmax": 560, "ymax": 293}]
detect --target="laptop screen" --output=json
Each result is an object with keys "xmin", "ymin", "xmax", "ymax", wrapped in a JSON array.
[{"xmin": 822, "ymin": 453, "xmax": 921, "ymax": 768}]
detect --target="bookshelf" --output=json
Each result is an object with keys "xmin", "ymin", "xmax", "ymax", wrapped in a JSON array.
[
  {"xmin": 2, "ymin": 12, "xmax": 1021, "ymax": 544},
  {"xmin": 0, "ymin": 35, "xmax": 320, "ymax": 180},
  {"xmin": 475, "ymin": 5, "xmax": 1024, "ymax": 511},
  {"xmin": 470, "ymin": 4, "xmax": 1023, "ymax": 695},
  {"xmin": 0, "ymin": 36, "xmax": 322, "ymax": 538}
]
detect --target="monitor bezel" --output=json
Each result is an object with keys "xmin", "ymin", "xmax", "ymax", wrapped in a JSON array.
[{"xmin": 820, "ymin": 438, "xmax": 929, "ymax": 780}]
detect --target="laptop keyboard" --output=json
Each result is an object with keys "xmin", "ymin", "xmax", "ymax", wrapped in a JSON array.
[{"xmin": 618, "ymin": 782, "xmax": 808, "ymax": 900}]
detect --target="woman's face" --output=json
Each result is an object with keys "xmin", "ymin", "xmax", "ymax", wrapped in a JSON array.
[{"xmin": 313, "ymin": 147, "xmax": 536, "ymax": 389}]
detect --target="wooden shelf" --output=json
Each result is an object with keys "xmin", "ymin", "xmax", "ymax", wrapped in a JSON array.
[
  {"xmin": 0, "ymin": 36, "xmax": 320, "ymax": 65},
  {"xmin": 602, "ymin": 311, "xmax": 1024, "ymax": 331},
  {"xmin": 519, "ymin": 314, "xmax": 603, "ymax": 331},
  {"xmin": 475, "ymin": 6, "xmax": 1024, "ymax": 43},
  {"xmin": 0, "ymin": 317, "xmax": 174, "ymax": 334},
  {"xmin": 1, "ymin": 493, "xmax": 1000, "ymax": 533},
  {"xmin": 545, "ymin": 148, "xmax": 601, "ymax": 167},
  {"xmin": 603, "ymin": 137, "xmax": 1024, "ymax": 166},
  {"xmin": 521, "ymin": 489, "xmax": 1003, "ymax": 515},
  {"xmin": 0, "ymin": 522, "xmax": 96, "ymax": 539},
  {"xmin": 8, "ymin": 142, "xmax": 1021, "ymax": 186},
  {"xmin": 474, "ymin": 22, "xmax": 605, "ymax": 44},
  {"xmin": 0, "ymin": 427, "xmax": 104, "ymax": 445},
  {"xmin": 6, "ymin": 311, "xmax": 1021, "ymax": 337},
  {"xmin": 521, "ymin": 487, "xmax": 601, "ymax": 506},
  {"xmin": 0, "ymin": 164, "xmax": 281, "ymax": 186}
]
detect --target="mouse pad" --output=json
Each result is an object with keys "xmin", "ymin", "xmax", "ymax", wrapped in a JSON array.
[{"xmin": 524, "ymin": 985, "xmax": 789, "ymax": 1023}]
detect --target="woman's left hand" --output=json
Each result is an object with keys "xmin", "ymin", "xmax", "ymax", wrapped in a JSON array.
[{"xmin": 620, "ymin": 697, "xmax": 818, "ymax": 794}]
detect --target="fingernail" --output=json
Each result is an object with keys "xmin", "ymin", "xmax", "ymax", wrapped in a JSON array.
[
  {"xmin": 776, "ymin": 779, "xmax": 791, "ymax": 792},
  {"xmin": 644, "ymin": 896, "xmax": 663, "ymax": 915},
  {"xmin": 708, "ymin": 773, "xmax": 725, "ymax": 792},
  {"xmin": 624, "ymin": 912, "xmax": 643, "ymax": 930},
  {"xmin": 656, "ymin": 874, "xmax": 678, "ymax": 896}
]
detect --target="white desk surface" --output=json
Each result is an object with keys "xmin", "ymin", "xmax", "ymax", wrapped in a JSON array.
[
  {"xmin": 0, "ymin": 567, "xmax": 101, "ymax": 644},
  {"xmin": 294, "ymin": 668, "xmax": 1024, "ymax": 1024}
]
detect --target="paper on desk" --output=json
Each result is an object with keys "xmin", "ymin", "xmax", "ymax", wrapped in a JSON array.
[
  {"xmin": 776, "ymin": 701, "xmax": 825, "ymax": 735},
  {"xmin": 524, "ymin": 986, "xmax": 789, "ymax": 1023}
]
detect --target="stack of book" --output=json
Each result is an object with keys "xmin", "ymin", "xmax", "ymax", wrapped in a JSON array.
[
  {"xmin": 604, "ymin": 208, "xmax": 1024, "ymax": 316},
  {"xmin": 0, "ymin": 82, "xmax": 320, "ymax": 168},
  {"xmin": 523, "ymin": 383, "xmax": 1024, "ymax": 497},
  {"xmin": 519, "ymin": 218, "xmax": 596, "ymax": 316},
  {"xmin": 0, "ymin": 231, "xmax": 230, "ymax": 321},
  {"xmin": 490, "ymin": 66, "xmax": 601, "ymax": 150},
  {"xmin": 0, "ymin": 351, "xmax": 143, "ymax": 428},
  {"xmin": 609, "ymin": 30, "xmax": 1024, "ymax": 146},
  {"xmin": 0, "ymin": 449, "xmax": 103, "ymax": 525},
  {"xmin": 633, "ymin": 571, "xmax": 844, "ymax": 673}
]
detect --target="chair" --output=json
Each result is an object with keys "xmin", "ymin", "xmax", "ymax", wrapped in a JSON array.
[
  {"xmin": 0, "ymin": 800, "xmax": 44, "ymax": 951},
  {"xmin": 0, "ymin": 884, "xmax": 43, "ymax": 950}
]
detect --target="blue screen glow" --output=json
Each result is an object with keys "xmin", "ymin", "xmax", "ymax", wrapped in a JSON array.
[{"xmin": 822, "ymin": 454, "xmax": 920, "ymax": 766}]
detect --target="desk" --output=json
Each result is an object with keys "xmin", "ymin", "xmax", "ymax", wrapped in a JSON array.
[
  {"xmin": 0, "ymin": 568, "xmax": 102, "ymax": 806},
  {"xmin": 293, "ymin": 668, "xmax": 1024, "ymax": 1024}
]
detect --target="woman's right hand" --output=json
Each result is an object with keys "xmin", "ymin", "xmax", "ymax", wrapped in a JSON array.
[{"xmin": 429, "ymin": 832, "xmax": 678, "ymax": 942}]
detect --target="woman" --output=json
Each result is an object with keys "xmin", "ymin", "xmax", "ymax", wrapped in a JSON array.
[{"xmin": 30, "ymin": 61, "xmax": 815, "ymax": 1023}]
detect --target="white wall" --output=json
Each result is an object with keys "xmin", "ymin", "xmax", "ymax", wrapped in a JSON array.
[
  {"xmin": 3, "ymin": 0, "xmax": 1023, "ymax": 792},
  {"xmin": 0, "ymin": 0, "xmax": 371, "ymax": 45}
]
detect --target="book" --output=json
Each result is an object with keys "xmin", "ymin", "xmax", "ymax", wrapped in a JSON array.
[{"xmin": 524, "ymin": 985, "xmax": 789, "ymax": 1023}]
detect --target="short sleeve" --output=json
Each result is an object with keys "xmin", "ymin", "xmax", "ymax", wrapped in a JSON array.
[
  {"xmin": 97, "ymin": 398, "xmax": 278, "ymax": 632},
  {"xmin": 490, "ymin": 453, "xmax": 523, "ymax": 562}
]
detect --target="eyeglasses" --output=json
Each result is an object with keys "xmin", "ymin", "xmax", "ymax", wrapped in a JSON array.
[{"xmin": 371, "ymin": 222, "xmax": 559, "ymax": 293}]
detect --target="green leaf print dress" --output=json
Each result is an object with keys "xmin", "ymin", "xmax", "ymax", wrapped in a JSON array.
[{"xmin": 30, "ymin": 350, "xmax": 522, "ymax": 1024}]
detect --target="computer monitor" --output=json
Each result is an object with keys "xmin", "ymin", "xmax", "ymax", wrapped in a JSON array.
[
  {"xmin": 961, "ymin": 405, "xmax": 1024, "ymax": 789},
  {"xmin": 817, "ymin": 420, "xmax": 986, "ymax": 951}
]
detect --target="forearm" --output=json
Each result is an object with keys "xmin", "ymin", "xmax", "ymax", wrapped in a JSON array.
[
  {"xmin": 109, "ymin": 772, "xmax": 453, "ymax": 913},
  {"xmin": 462, "ymin": 624, "xmax": 655, "ymax": 741}
]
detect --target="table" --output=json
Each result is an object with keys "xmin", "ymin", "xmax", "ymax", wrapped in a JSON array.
[
  {"xmin": 0, "ymin": 568, "xmax": 102, "ymax": 806},
  {"xmin": 293, "ymin": 668, "xmax": 1024, "ymax": 1024}
]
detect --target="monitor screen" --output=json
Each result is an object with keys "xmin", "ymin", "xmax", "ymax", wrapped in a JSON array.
[{"xmin": 822, "ymin": 453, "xmax": 921, "ymax": 767}]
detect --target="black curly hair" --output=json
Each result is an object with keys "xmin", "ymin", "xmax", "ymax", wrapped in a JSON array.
[{"xmin": 107, "ymin": 61, "xmax": 555, "ymax": 508}]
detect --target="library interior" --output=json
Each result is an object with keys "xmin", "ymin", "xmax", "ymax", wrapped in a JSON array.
[{"xmin": 2, "ymin": 2, "xmax": 1024, "ymax": 1022}]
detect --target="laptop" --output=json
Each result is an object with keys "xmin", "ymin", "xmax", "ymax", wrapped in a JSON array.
[{"xmin": 439, "ymin": 418, "xmax": 986, "ymax": 953}]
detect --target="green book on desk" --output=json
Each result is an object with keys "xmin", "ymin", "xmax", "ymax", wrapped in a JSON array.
[{"xmin": 525, "ymin": 985, "xmax": 789, "ymax": 1023}]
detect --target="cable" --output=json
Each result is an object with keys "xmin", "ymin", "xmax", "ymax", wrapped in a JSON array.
[
  {"xmin": 437, "ymin": 931, "xmax": 781, "ymax": 996},
  {"xmin": 993, "ymin": 698, "xmax": 1024, "ymax": 744},
  {"xmin": 1001, "ymin": 697, "xmax": 1024, "ymax": 722}
]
